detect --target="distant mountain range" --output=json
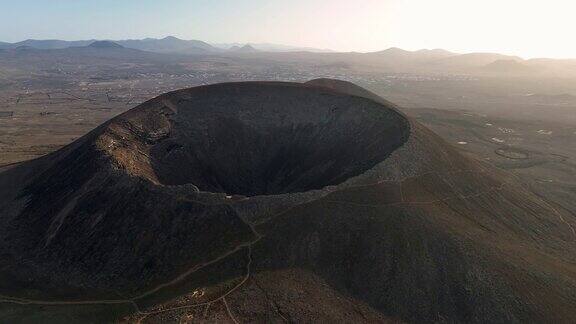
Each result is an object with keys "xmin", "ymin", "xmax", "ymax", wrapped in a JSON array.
[
  {"xmin": 228, "ymin": 44, "xmax": 259, "ymax": 53},
  {"xmin": 238, "ymin": 47, "xmax": 576, "ymax": 77},
  {"xmin": 87, "ymin": 40, "xmax": 124, "ymax": 49},
  {"xmin": 0, "ymin": 36, "xmax": 216, "ymax": 54},
  {"xmin": 0, "ymin": 36, "xmax": 332, "ymax": 54},
  {"xmin": 213, "ymin": 42, "xmax": 334, "ymax": 53},
  {"xmin": 2, "ymin": 36, "xmax": 576, "ymax": 77}
]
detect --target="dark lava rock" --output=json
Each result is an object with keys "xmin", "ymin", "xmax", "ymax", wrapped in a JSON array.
[{"xmin": 0, "ymin": 80, "xmax": 575, "ymax": 323}]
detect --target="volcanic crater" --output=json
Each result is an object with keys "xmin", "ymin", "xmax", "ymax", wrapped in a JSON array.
[
  {"xmin": 1, "ymin": 80, "xmax": 575, "ymax": 323},
  {"xmin": 109, "ymin": 82, "xmax": 410, "ymax": 196}
]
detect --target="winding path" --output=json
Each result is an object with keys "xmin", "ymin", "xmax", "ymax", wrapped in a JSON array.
[{"xmin": 0, "ymin": 166, "xmax": 574, "ymax": 323}]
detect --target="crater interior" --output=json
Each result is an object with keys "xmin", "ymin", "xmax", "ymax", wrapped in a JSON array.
[{"xmin": 123, "ymin": 82, "xmax": 409, "ymax": 196}]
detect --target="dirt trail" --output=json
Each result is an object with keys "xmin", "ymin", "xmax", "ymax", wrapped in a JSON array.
[
  {"xmin": 0, "ymin": 208, "xmax": 261, "ymax": 323},
  {"xmin": 1, "ymin": 166, "xmax": 572, "ymax": 323}
]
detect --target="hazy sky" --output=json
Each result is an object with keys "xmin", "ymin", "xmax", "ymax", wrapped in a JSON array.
[{"xmin": 1, "ymin": 0, "xmax": 575, "ymax": 58}]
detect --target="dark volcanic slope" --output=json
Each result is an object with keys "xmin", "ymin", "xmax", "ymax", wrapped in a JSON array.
[{"xmin": 0, "ymin": 80, "xmax": 575, "ymax": 323}]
